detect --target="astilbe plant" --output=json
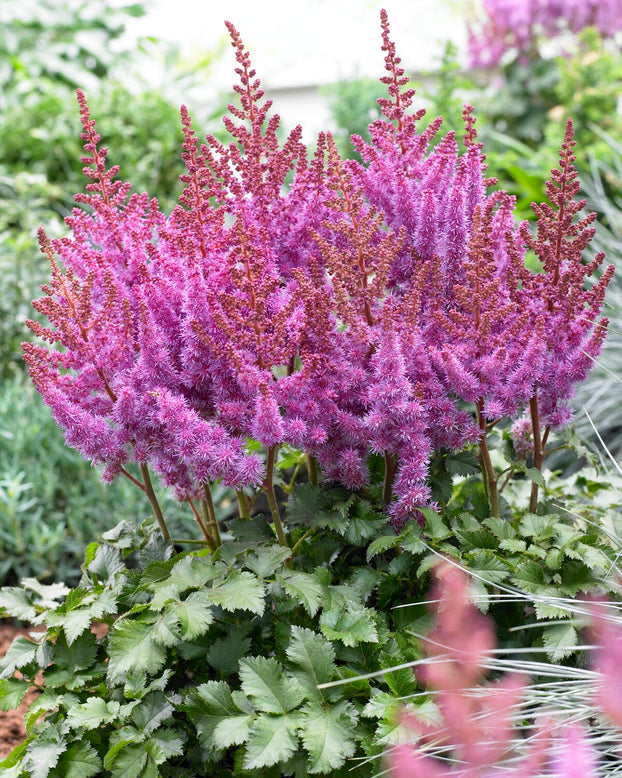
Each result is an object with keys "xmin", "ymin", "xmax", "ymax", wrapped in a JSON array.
[
  {"xmin": 467, "ymin": 0, "xmax": 622, "ymax": 68},
  {"xmin": 23, "ymin": 12, "xmax": 611, "ymax": 537}
]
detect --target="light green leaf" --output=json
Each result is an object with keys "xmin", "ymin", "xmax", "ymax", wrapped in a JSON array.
[
  {"xmin": 66, "ymin": 697, "xmax": 122, "ymax": 730},
  {"xmin": 243, "ymin": 713, "xmax": 302, "ymax": 770},
  {"xmin": 210, "ymin": 571, "xmax": 264, "ymax": 615},
  {"xmin": 169, "ymin": 555, "xmax": 220, "ymax": 592},
  {"xmin": 239, "ymin": 657, "xmax": 304, "ymax": 714},
  {"xmin": 185, "ymin": 681, "xmax": 248, "ymax": 751},
  {"xmin": 0, "ymin": 678, "xmax": 29, "ymax": 710},
  {"xmin": 366, "ymin": 535, "xmax": 400, "ymax": 561},
  {"xmin": 55, "ymin": 741, "xmax": 102, "ymax": 778},
  {"xmin": 465, "ymin": 549, "xmax": 511, "ymax": 584},
  {"xmin": 285, "ymin": 627, "xmax": 335, "ymax": 698},
  {"xmin": 299, "ymin": 701, "xmax": 357, "ymax": 773},
  {"xmin": 543, "ymin": 622, "xmax": 578, "ymax": 662},
  {"xmin": 0, "ymin": 588, "xmax": 37, "ymax": 621},
  {"xmin": 245, "ymin": 546, "xmax": 293, "ymax": 578},
  {"xmin": 24, "ymin": 740, "xmax": 67, "ymax": 778},
  {"xmin": 21, "ymin": 579, "xmax": 69, "ymax": 608},
  {"xmin": 151, "ymin": 608, "xmax": 181, "ymax": 648},
  {"xmin": 107, "ymin": 621, "xmax": 167, "ymax": 684},
  {"xmin": 174, "ymin": 590, "xmax": 214, "ymax": 640},
  {"xmin": 277, "ymin": 572, "xmax": 323, "ymax": 616},
  {"xmin": 320, "ymin": 607, "xmax": 378, "ymax": 647},
  {"xmin": 0, "ymin": 636, "xmax": 43, "ymax": 678},
  {"xmin": 144, "ymin": 728, "xmax": 185, "ymax": 764},
  {"xmin": 213, "ymin": 714, "xmax": 254, "ymax": 748}
]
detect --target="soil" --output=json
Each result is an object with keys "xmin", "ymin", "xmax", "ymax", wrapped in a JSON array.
[{"xmin": 0, "ymin": 623, "xmax": 40, "ymax": 758}]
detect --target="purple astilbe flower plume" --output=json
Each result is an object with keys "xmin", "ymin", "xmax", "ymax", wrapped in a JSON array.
[
  {"xmin": 521, "ymin": 119, "xmax": 613, "ymax": 428},
  {"xmin": 467, "ymin": 0, "xmax": 622, "ymax": 68},
  {"xmin": 518, "ymin": 119, "xmax": 613, "ymax": 509}
]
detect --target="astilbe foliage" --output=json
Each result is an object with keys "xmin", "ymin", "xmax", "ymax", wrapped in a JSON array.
[
  {"xmin": 23, "ymin": 12, "xmax": 612, "ymax": 536},
  {"xmin": 468, "ymin": 0, "xmax": 622, "ymax": 68}
]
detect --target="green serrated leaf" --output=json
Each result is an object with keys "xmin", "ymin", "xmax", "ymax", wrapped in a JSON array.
[
  {"xmin": 150, "ymin": 608, "xmax": 181, "ymax": 648},
  {"xmin": 320, "ymin": 606, "xmax": 378, "ymax": 647},
  {"xmin": 277, "ymin": 572, "xmax": 323, "ymax": 616},
  {"xmin": 132, "ymin": 692, "xmax": 175, "ymax": 735},
  {"xmin": 24, "ymin": 739, "xmax": 67, "ymax": 778},
  {"xmin": 207, "ymin": 630, "xmax": 251, "ymax": 675},
  {"xmin": 143, "ymin": 728, "xmax": 185, "ymax": 765},
  {"xmin": 54, "ymin": 631, "xmax": 98, "ymax": 673},
  {"xmin": 285, "ymin": 627, "xmax": 336, "ymax": 699},
  {"xmin": 366, "ymin": 535, "xmax": 400, "ymax": 561},
  {"xmin": 169, "ymin": 555, "xmax": 220, "ymax": 592},
  {"xmin": 499, "ymin": 538, "xmax": 527, "ymax": 554},
  {"xmin": 299, "ymin": 701, "xmax": 357, "ymax": 773},
  {"xmin": 210, "ymin": 571, "xmax": 264, "ymax": 615},
  {"xmin": 213, "ymin": 714, "xmax": 254, "ymax": 749},
  {"xmin": 0, "ymin": 588, "xmax": 37, "ymax": 621},
  {"xmin": 66, "ymin": 697, "xmax": 122, "ymax": 730},
  {"xmin": 106, "ymin": 743, "xmax": 149, "ymax": 778},
  {"xmin": 0, "ymin": 678, "xmax": 29, "ymax": 710},
  {"xmin": 185, "ymin": 681, "xmax": 247, "ymax": 751},
  {"xmin": 0, "ymin": 635, "xmax": 44, "ymax": 678},
  {"xmin": 483, "ymin": 517, "xmax": 517, "ymax": 541},
  {"xmin": 174, "ymin": 590, "xmax": 214, "ymax": 640},
  {"xmin": 55, "ymin": 740, "xmax": 102, "ymax": 778},
  {"xmin": 543, "ymin": 622, "xmax": 578, "ymax": 662},
  {"xmin": 239, "ymin": 657, "xmax": 304, "ymax": 714},
  {"xmin": 244, "ymin": 713, "xmax": 302, "ymax": 770},
  {"xmin": 107, "ymin": 621, "xmax": 167, "ymax": 684},
  {"xmin": 524, "ymin": 467, "xmax": 546, "ymax": 487},
  {"xmin": 246, "ymin": 546, "xmax": 293, "ymax": 578}
]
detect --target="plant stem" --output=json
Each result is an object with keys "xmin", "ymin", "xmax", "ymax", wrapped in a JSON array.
[
  {"xmin": 383, "ymin": 452, "xmax": 397, "ymax": 505},
  {"xmin": 528, "ymin": 394, "xmax": 550, "ymax": 513},
  {"xmin": 263, "ymin": 445, "xmax": 289, "ymax": 551},
  {"xmin": 475, "ymin": 401, "xmax": 499, "ymax": 518},
  {"xmin": 139, "ymin": 463, "xmax": 171, "ymax": 541},
  {"xmin": 201, "ymin": 482, "xmax": 222, "ymax": 548},
  {"xmin": 188, "ymin": 499, "xmax": 216, "ymax": 550},
  {"xmin": 306, "ymin": 454, "xmax": 318, "ymax": 487},
  {"xmin": 236, "ymin": 490, "xmax": 251, "ymax": 520}
]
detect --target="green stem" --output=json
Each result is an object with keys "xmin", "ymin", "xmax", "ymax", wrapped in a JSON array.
[
  {"xmin": 201, "ymin": 482, "xmax": 222, "ymax": 547},
  {"xmin": 475, "ymin": 401, "xmax": 499, "ymax": 518},
  {"xmin": 171, "ymin": 538, "xmax": 213, "ymax": 545},
  {"xmin": 139, "ymin": 463, "xmax": 171, "ymax": 541},
  {"xmin": 236, "ymin": 490, "xmax": 251, "ymax": 520},
  {"xmin": 263, "ymin": 445, "xmax": 290, "ymax": 551},
  {"xmin": 188, "ymin": 498, "xmax": 216, "ymax": 550},
  {"xmin": 306, "ymin": 454, "xmax": 318, "ymax": 487}
]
